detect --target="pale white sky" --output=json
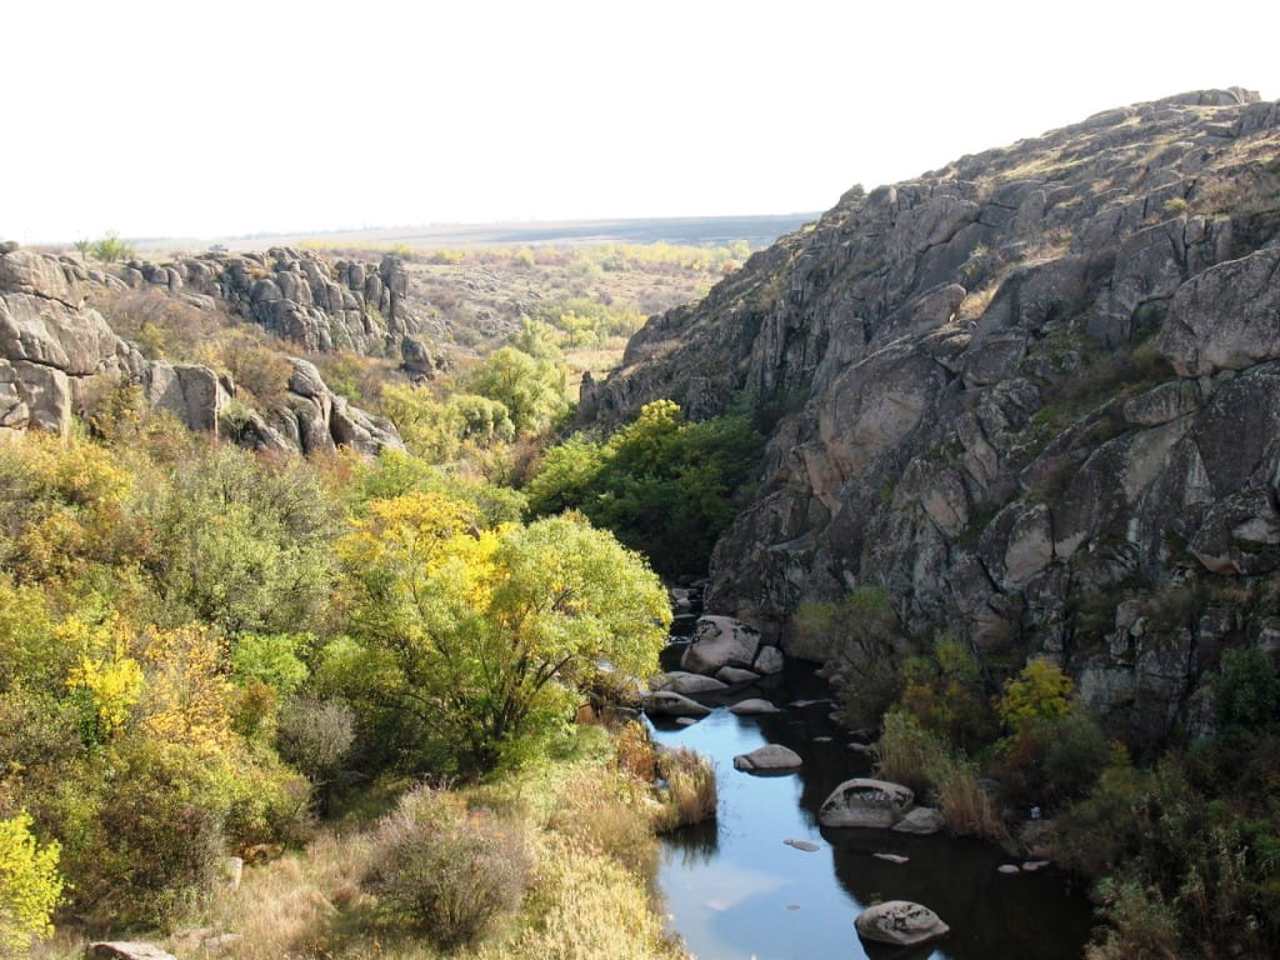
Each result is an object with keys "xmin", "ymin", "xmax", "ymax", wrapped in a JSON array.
[{"xmin": 7, "ymin": 0, "xmax": 1278, "ymax": 243}]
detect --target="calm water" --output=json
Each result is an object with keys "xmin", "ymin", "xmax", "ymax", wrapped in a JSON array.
[{"xmin": 648, "ymin": 662, "xmax": 1095, "ymax": 960}]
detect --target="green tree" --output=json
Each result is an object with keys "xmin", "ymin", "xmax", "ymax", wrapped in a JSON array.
[{"xmin": 467, "ymin": 346, "xmax": 569, "ymax": 436}]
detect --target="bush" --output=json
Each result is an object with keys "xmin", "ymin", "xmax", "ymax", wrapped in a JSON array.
[
  {"xmin": 997, "ymin": 709, "xmax": 1115, "ymax": 810},
  {"xmin": 367, "ymin": 785, "xmax": 530, "ymax": 947},
  {"xmin": 874, "ymin": 708, "xmax": 947, "ymax": 795},
  {"xmin": 998, "ymin": 659, "xmax": 1073, "ymax": 732},
  {"xmin": 1086, "ymin": 877, "xmax": 1182, "ymax": 960},
  {"xmin": 276, "ymin": 697, "xmax": 355, "ymax": 785},
  {"xmin": 0, "ymin": 812, "xmax": 64, "ymax": 955},
  {"xmin": 1214, "ymin": 647, "xmax": 1279, "ymax": 732},
  {"xmin": 223, "ymin": 341, "xmax": 293, "ymax": 407},
  {"xmin": 657, "ymin": 748, "xmax": 717, "ymax": 830}
]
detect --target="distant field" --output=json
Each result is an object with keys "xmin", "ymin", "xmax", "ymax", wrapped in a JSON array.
[{"xmin": 146, "ymin": 213, "xmax": 818, "ymax": 254}]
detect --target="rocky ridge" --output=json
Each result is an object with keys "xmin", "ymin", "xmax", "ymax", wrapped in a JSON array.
[
  {"xmin": 0, "ymin": 244, "xmax": 403, "ymax": 456},
  {"xmin": 583, "ymin": 88, "xmax": 1280, "ymax": 746}
]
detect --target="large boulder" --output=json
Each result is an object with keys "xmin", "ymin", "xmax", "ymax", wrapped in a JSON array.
[
  {"xmin": 854, "ymin": 900, "xmax": 950, "ymax": 947},
  {"xmin": 818, "ymin": 778, "xmax": 915, "ymax": 828},
  {"xmin": 653, "ymin": 671, "xmax": 730, "ymax": 696},
  {"xmin": 728, "ymin": 698, "xmax": 780, "ymax": 716},
  {"xmin": 681, "ymin": 615, "xmax": 762, "ymax": 675},
  {"xmin": 733, "ymin": 744, "xmax": 802, "ymax": 772}
]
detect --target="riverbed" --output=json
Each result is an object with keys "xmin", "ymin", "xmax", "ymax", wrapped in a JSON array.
[{"xmin": 648, "ymin": 663, "xmax": 1095, "ymax": 960}]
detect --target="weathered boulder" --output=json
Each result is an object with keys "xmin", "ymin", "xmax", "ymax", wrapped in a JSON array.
[
  {"xmin": 642, "ymin": 691, "xmax": 712, "ymax": 717},
  {"xmin": 732, "ymin": 743, "xmax": 802, "ymax": 772},
  {"xmin": 728, "ymin": 698, "xmax": 780, "ymax": 716},
  {"xmin": 753, "ymin": 645, "xmax": 785, "ymax": 675},
  {"xmin": 819, "ymin": 778, "xmax": 914, "ymax": 828},
  {"xmin": 716, "ymin": 665, "xmax": 760, "ymax": 685},
  {"xmin": 653, "ymin": 671, "xmax": 730, "ymax": 696},
  {"xmin": 854, "ymin": 900, "xmax": 950, "ymax": 947},
  {"xmin": 892, "ymin": 806, "xmax": 946, "ymax": 835},
  {"xmin": 681, "ymin": 615, "xmax": 762, "ymax": 674}
]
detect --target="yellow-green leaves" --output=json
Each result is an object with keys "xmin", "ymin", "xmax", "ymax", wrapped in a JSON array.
[{"xmin": 0, "ymin": 812, "xmax": 64, "ymax": 955}]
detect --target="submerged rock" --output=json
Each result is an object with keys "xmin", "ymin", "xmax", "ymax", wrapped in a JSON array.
[
  {"xmin": 874, "ymin": 853, "xmax": 910, "ymax": 864},
  {"xmin": 819, "ymin": 778, "xmax": 914, "ymax": 828},
  {"xmin": 854, "ymin": 900, "xmax": 950, "ymax": 947},
  {"xmin": 716, "ymin": 665, "xmax": 761, "ymax": 685},
  {"xmin": 653, "ymin": 671, "xmax": 730, "ymax": 695}
]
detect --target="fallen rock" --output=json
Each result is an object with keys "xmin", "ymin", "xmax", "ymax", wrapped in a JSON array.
[
  {"xmin": 654, "ymin": 671, "xmax": 730, "ymax": 696},
  {"xmin": 854, "ymin": 900, "xmax": 950, "ymax": 947},
  {"xmin": 892, "ymin": 806, "xmax": 945, "ymax": 835},
  {"xmin": 643, "ymin": 691, "xmax": 712, "ymax": 717},
  {"xmin": 783, "ymin": 838, "xmax": 820, "ymax": 852},
  {"xmin": 716, "ymin": 665, "xmax": 761, "ymax": 685},
  {"xmin": 221, "ymin": 856, "xmax": 244, "ymax": 891},
  {"xmin": 733, "ymin": 744, "xmax": 802, "ymax": 772},
  {"xmin": 728, "ymin": 698, "xmax": 780, "ymax": 716},
  {"xmin": 681, "ymin": 615, "xmax": 762, "ymax": 675},
  {"xmin": 89, "ymin": 944, "xmax": 177, "ymax": 960},
  {"xmin": 874, "ymin": 853, "xmax": 910, "ymax": 864},
  {"xmin": 819, "ymin": 778, "xmax": 914, "ymax": 828}
]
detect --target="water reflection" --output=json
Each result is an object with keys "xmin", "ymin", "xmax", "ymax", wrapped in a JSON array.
[{"xmin": 649, "ymin": 662, "xmax": 1094, "ymax": 960}]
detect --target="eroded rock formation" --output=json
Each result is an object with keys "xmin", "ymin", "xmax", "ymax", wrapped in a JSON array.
[{"xmin": 583, "ymin": 87, "xmax": 1280, "ymax": 745}]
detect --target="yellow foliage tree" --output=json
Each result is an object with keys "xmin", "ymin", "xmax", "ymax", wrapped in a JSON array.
[
  {"xmin": 998, "ymin": 659, "xmax": 1074, "ymax": 732},
  {"xmin": 0, "ymin": 812, "xmax": 64, "ymax": 956},
  {"xmin": 63, "ymin": 613, "xmax": 144, "ymax": 740},
  {"xmin": 140, "ymin": 625, "xmax": 234, "ymax": 749}
]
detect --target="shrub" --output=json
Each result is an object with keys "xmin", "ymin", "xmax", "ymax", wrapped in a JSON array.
[
  {"xmin": 997, "ymin": 709, "xmax": 1114, "ymax": 810},
  {"xmin": 614, "ymin": 722, "xmax": 658, "ymax": 781},
  {"xmin": 874, "ymin": 708, "xmax": 947, "ymax": 795},
  {"xmin": 1213, "ymin": 647, "xmax": 1279, "ymax": 732},
  {"xmin": 929, "ymin": 754, "xmax": 1006, "ymax": 841},
  {"xmin": 899, "ymin": 633, "xmax": 997, "ymax": 752},
  {"xmin": 366, "ymin": 785, "xmax": 530, "ymax": 948},
  {"xmin": 0, "ymin": 812, "xmax": 64, "ymax": 955},
  {"xmin": 656, "ymin": 748, "xmax": 717, "ymax": 830},
  {"xmin": 276, "ymin": 698, "xmax": 355, "ymax": 786},
  {"xmin": 998, "ymin": 659, "xmax": 1073, "ymax": 732},
  {"xmin": 231, "ymin": 633, "xmax": 310, "ymax": 696},
  {"xmin": 223, "ymin": 341, "xmax": 293, "ymax": 408},
  {"xmin": 1085, "ymin": 877, "xmax": 1182, "ymax": 960}
]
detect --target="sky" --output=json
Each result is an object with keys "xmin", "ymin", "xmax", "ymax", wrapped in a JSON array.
[{"xmin": 7, "ymin": 0, "xmax": 1280, "ymax": 243}]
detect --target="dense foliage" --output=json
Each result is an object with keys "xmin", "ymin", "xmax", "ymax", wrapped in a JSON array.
[
  {"xmin": 0, "ymin": 418, "xmax": 670, "ymax": 939},
  {"xmin": 526, "ymin": 399, "xmax": 763, "ymax": 576}
]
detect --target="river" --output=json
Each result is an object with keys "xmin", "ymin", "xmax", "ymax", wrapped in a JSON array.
[{"xmin": 647, "ymin": 663, "xmax": 1095, "ymax": 960}]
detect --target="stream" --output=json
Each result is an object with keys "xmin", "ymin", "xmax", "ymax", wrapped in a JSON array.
[{"xmin": 647, "ymin": 662, "xmax": 1096, "ymax": 960}]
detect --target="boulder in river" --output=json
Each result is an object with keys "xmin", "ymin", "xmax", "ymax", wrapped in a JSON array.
[
  {"xmin": 753, "ymin": 645, "xmax": 785, "ymax": 675},
  {"xmin": 643, "ymin": 691, "xmax": 713, "ymax": 717},
  {"xmin": 728, "ymin": 698, "xmax": 780, "ymax": 716},
  {"xmin": 819, "ymin": 778, "xmax": 914, "ymax": 828},
  {"xmin": 854, "ymin": 900, "xmax": 950, "ymax": 946},
  {"xmin": 681, "ymin": 615, "xmax": 761, "ymax": 674},
  {"xmin": 733, "ymin": 744, "xmax": 802, "ymax": 772},
  {"xmin": 892, "ymin": 806, "xmax": 945, "ymax": 835},
  {"xmin": 716, "ymin": 665, "xmax": 760, "ymax": 685},
  {"xmin": 874, "ymin": 853, "xmax": 910, "ymax": 864},
  {"xmin": 654, "ymin": 671, "xmax": 730, "ymax": 695}
]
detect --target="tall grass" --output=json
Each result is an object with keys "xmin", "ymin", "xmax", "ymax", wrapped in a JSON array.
[{"xmin": 657, "ymin": 748, "xmax": 718, "ymax": 831}]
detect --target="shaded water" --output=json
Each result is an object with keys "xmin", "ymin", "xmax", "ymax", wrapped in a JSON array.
[{"xmin": 649, "ymin": 662, "xmax": 1095, "ymax": 960}]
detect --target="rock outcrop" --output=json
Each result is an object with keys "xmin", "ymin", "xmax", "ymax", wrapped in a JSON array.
[
  {"xmin": 0, "ymin": 246, "xmax": 402, "ymax": 457},
  {"xmin": 581, "ymin": 87, "xmax": 1280, "ymax": 747}
]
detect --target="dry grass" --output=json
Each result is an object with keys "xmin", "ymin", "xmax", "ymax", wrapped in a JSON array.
[
  {"xmin": 548, "ymin": 770, "xmax": 661, "ymax": 880},
  {"xmin": 931, "ymin": 758, "xmax": 1007, "ymax": 842},
  {"xmin": 656, "ymin": 748, "xmax": 718, "ymax": 831},
  {"xmin": 614, "ymin": 721, "xmax": 659, "ymax": 781}
]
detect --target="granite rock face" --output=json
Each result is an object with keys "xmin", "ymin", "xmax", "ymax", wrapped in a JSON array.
[
  {"xmin": 0, "ymin": 246, "xmax": 402, "ymax": 458},
  {"xmin": 580, "ymin": 88, "xmax": 1280, "ymax": 747}
]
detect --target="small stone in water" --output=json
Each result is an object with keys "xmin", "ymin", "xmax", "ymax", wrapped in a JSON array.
[
  {"xmin": 874, "ymin": 853, "xmax": 909, "ymax": 864},
  {"xmin": 786, "ymin": 904, "xmax": 801, "ymax": 911},
  {"xmin": 675, "ymin": 717, "xmax": 698, "ymax": 727},
  {"xmin": 998, "ymin": 864, "xmax": 1021, "ymax": 874},
  {"xmin": 783, "ymin": 838, "xmax": 820, "ymax": 852},
  {"xmin": 1022, "ymin": 860, "xmax": 1051, "ymax": 872}
]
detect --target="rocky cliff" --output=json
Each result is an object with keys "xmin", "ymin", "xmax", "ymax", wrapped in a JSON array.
[
  {"xmin": 582, "ymin": 88, "xmax": 1280, "ymax": 744},
  {"xmin": 0, "ymin": 243, "xmax": 403, "ymax": 456}
]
